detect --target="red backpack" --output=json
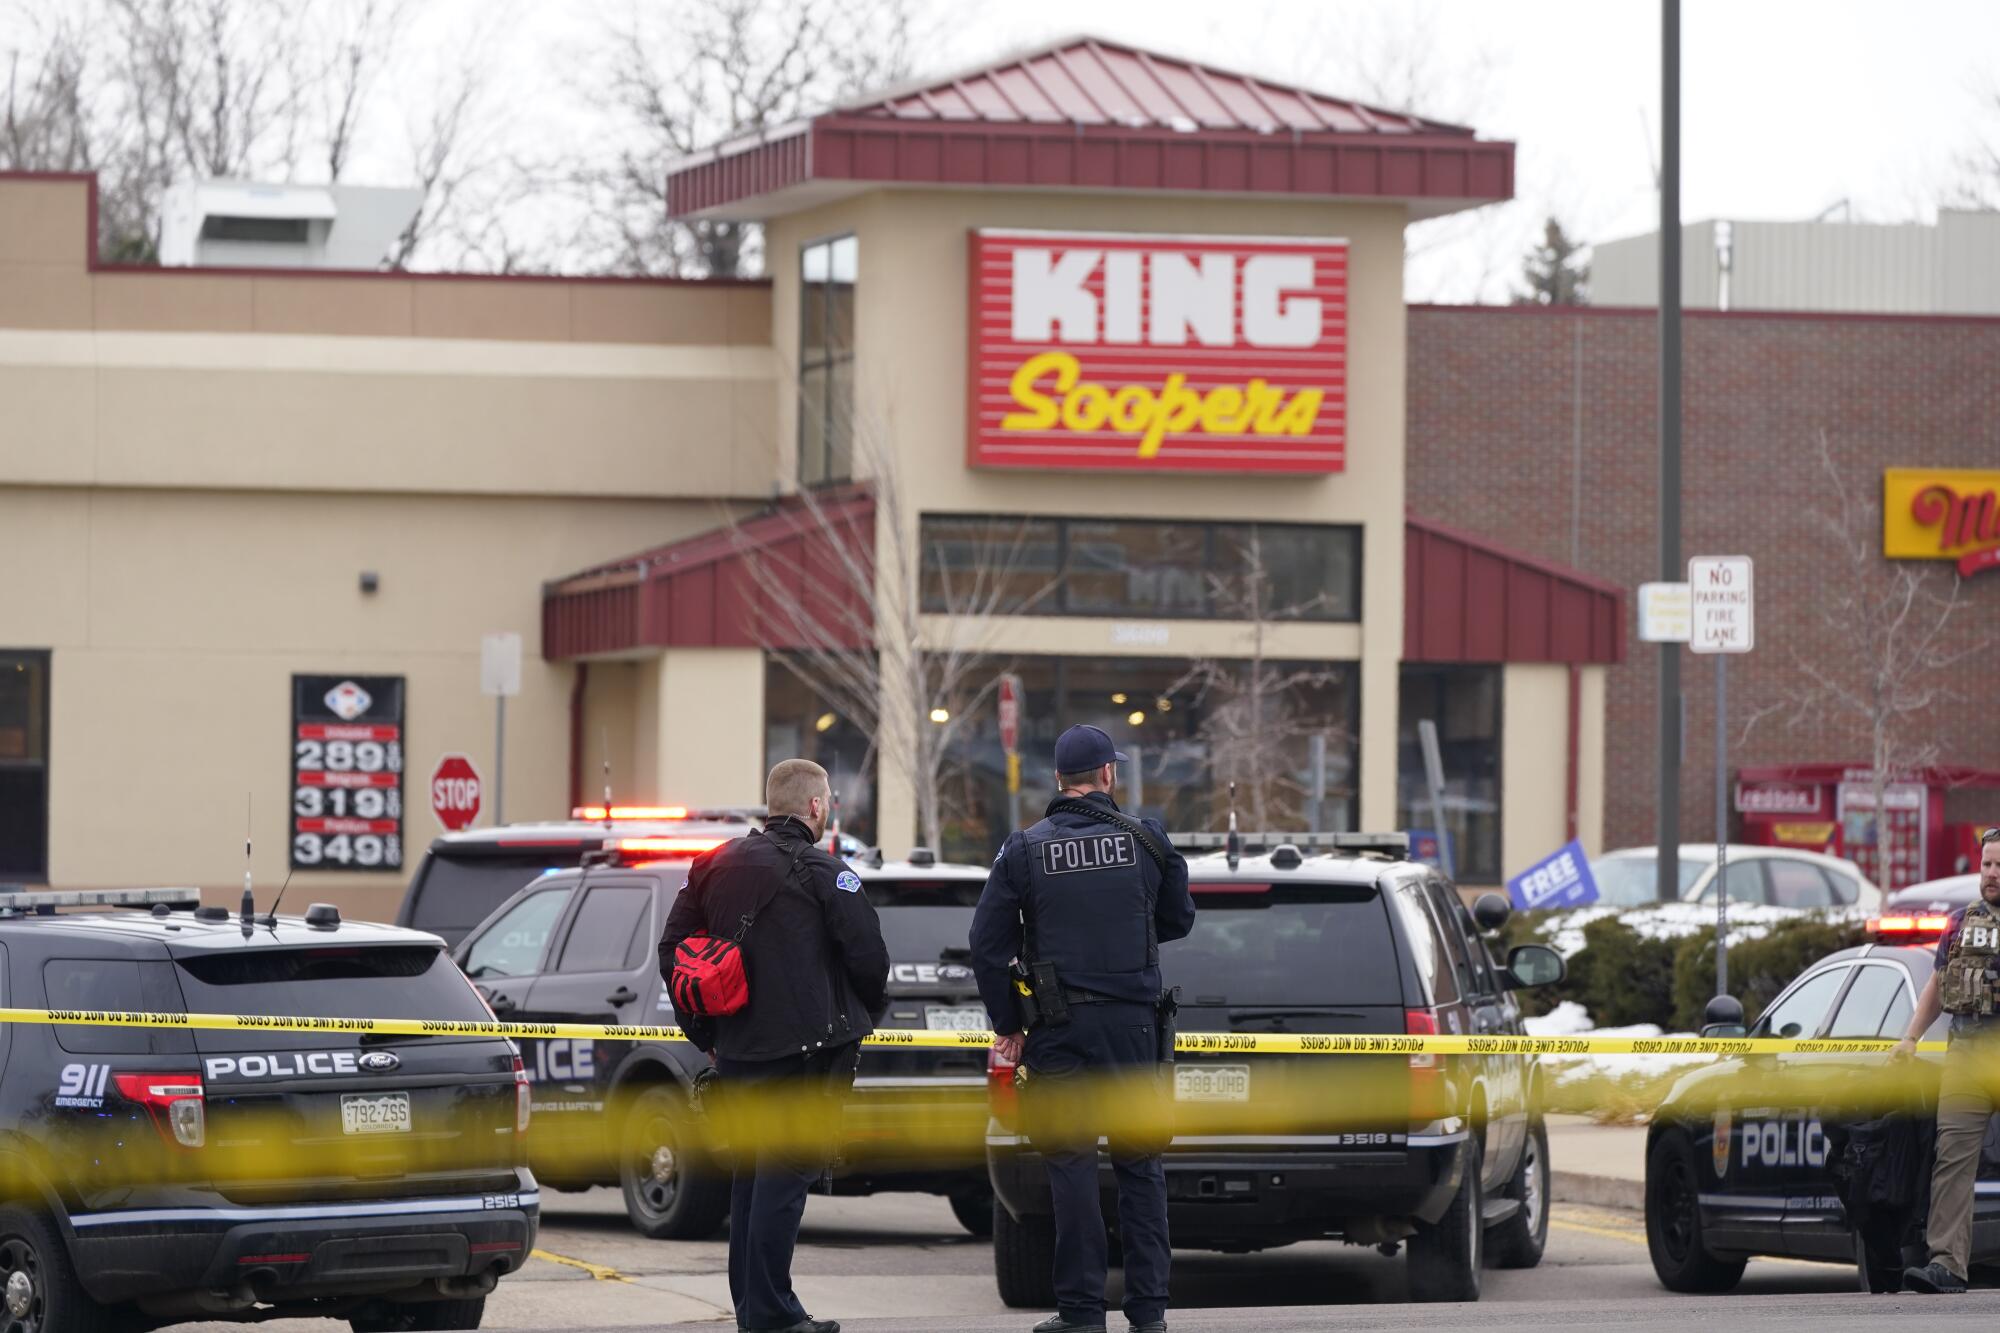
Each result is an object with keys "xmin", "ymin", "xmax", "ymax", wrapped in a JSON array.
[{"xmin": 668, "ymin": 846, "xmax": 802, "ymax": 1018}]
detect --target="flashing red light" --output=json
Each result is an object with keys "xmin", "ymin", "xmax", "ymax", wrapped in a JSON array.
[
  {"xmin": 1871, "ymin": 914, "xmax": 1951, "ymax": 936},
  {"xmin": 572, "ymin": 805, "xmax": 689, "ymax": 821},
  {"xmin": 614, "ymin": 837, "xmax": 727, "ymax": 855}
]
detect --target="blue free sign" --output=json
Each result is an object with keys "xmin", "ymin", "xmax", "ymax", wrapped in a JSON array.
[{"xmin": 1506, "ymin": 840, "xmax": 1600, "ymax": 911}]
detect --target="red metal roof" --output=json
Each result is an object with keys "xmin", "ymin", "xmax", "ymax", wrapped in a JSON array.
[
  {"xmin": 541, "ymin": 487, "xmax": 875, "ymax": 660},
  {"xmin": 667, "ymin": 36, "xmax": 1513, "ymax": 221},
  {"xmin": 1404, "ymin": 514, "xmax": 1625, "ymax": 666}
]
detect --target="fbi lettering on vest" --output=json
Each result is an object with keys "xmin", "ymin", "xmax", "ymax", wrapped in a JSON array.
[
  {"xmin": 970, "ymin": 229, "xmax": 1348, "ymax": 474},
  {"xmin": 1042, "ymin": 833, "xmax": 1138, "ymax": 876}
]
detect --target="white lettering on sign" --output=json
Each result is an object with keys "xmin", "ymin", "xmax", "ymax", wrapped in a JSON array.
[
  {"xmin": 1741, "ymin": 1115, "xmax": 1828, "ymax": 1169},
  {"xmin": 1010, "ymin": 247, "xmax": 1321, "ymax": 350},
  {"xmin": 1688, "ymin": 555, "xmax": 1755, "ymax": 654}
]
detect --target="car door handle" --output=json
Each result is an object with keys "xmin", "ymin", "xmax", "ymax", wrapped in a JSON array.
[
  {"xmin": 606, "ymin": 986, "xmax": 638, "ymax": 1005},
  {"xmin": 487, "ymin": 993, "xmax": 517, "ymax": 1015}
]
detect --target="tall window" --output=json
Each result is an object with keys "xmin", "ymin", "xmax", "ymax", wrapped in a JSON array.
[
  {"xmin": 0, "ymin": 651, "xmax": 50, "ymax": 882},
  {"xmin": 1396, "ymin": 666, "xmax": 1502, "ymax": 883},
  {"xmin": 919, "ymin": 515, "xmax": 1361, "ymax": 622},
  {"xmin": 764, "ymin": 656, "xmax": 875, "ymax": 847},
  {"xmin": 799, "ymin": 235, "xmax": 857, "ymax": 488}
]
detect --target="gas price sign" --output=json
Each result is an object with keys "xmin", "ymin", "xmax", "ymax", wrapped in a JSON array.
[{"xmin": 289, "ymin": 675, "xmax": 405, "ymax": 872}]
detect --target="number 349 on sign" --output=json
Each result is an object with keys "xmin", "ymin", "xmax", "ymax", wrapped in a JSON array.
[{"xmin": 292, "ymin": 830, "xmax": 402, "ymax": 869}]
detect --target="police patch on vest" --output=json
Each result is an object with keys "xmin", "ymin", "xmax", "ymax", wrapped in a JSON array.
[{"xmin": 1041, "ymin": 832, "xmax": 1136, "ymax": 876}]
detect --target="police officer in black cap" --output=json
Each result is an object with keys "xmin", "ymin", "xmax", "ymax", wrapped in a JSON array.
[{"xmin": 970, "ymin": 724, "xmax": 1195, "ymax": 1333}]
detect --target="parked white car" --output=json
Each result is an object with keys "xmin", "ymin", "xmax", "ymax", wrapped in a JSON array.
[{"xmin": 1589, "ymin": 843, "xmax": 1880, "ymax": 912}]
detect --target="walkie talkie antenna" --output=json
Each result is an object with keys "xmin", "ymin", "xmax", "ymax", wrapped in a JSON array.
[{"xmin": 1225, "ymin": 781, "xmax": 1241, "ymax": 871}]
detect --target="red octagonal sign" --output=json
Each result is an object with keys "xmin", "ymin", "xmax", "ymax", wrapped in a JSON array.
[{"xmin": 430, "ymin": 754, "xmax": 483, "ymax": 832}]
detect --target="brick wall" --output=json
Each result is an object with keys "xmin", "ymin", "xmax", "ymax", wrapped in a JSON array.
[{"xmin": 1408, "ymin": 305, "xmax": 2000, "ymax": 851}]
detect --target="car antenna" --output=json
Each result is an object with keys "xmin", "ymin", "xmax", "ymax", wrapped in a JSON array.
[
  {"xmin": 240, "ymin": 794, "xmax": 256, "ymax": 931},
  {"xmin": 261, "ymin": 867, "xmax": 296, "ymax": 927},
  {"xmin": 1226, "ymin": 782, "xmax": 1241, "ymax": 871},
  {"xmin": 600, "ymin": 727, "xmax": 613, "ymax": 828}
]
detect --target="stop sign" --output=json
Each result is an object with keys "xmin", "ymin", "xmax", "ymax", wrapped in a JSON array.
[
  {"xmin": 430, "ymin": 754, "xmax": 483, "ymax": 831},
  {"xmin": 997, "ymin": 674, "xmax": 1021, "ymax": 753}
]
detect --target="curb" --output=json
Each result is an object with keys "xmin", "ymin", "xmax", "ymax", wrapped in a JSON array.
[{"xmin": 1552, "ymin": 1169, "xmax": 1642, "ymax": 1211}]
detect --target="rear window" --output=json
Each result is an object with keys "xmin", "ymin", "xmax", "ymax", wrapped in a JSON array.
[
  {"xmin": 1166, "ymin": 888, "xmax": 1403, "ymax": 1006},
  {"xmin": 408, "ymin": 852, "xmax": 577, "ymax": 937},
  {"xmin": 1590, "ymin": 856, "xmax": 1704, "ymax": 907},
  {"xmin": 174, "ymin": 945, "xmax": 493, "ymax": 1050},
  {"xmin": 870, "ymin": 878, "xmax": 982, "ymax": 962}
]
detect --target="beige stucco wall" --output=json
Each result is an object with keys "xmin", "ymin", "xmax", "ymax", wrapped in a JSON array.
[
  {"xmin": 768, "ymin": 188, "xmax": 1410, "ymax": 854},
  {"xmin": 654, "ymin": 648, "xmax": 767, "ymax": 805},
  {"xmin": 1499, "ymin": 663, "xmax": 1573, "ymax": 883}
]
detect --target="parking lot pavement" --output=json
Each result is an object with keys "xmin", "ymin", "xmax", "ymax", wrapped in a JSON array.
[{"xmin": 177, "ymin": 1190, "xmax": 1878, "ymax": 1332}]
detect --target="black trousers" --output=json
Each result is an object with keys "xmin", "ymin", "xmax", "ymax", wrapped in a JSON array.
[
  {"xmin": 714, "ymin": 1044, "xmax": 857, "ymax": 1331},
  {"xmin": 1025, "ymin": 1000, "xmax": 1171, "ymax": 1327}
]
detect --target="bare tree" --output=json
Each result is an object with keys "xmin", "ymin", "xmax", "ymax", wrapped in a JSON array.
[
  {"xmin": 1743, "ymin": 434, "xmax": 1991, "ymax": 873},
  {"xmin": 1171, "ymin": 530, "xmax": 1352, "ymax": 834},
  {"xmin": 564, "ymin": 0, "xmax": 922, "ymax": 277},
  {"xmin": 727, "ymin": 413, "xmax": 1056, "ymax": 852}
]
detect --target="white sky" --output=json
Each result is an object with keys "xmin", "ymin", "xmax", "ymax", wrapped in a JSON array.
[{"xmin": 391, "ymin": 0, "xmax": 2000, "ymax": 299}]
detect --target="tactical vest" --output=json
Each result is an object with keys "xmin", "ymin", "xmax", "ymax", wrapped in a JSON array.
[
  {"xmin": 1940, "ymin": 901, "xmax": 2000, "ymax": 1016},
  {"xmin": 1020, "ymin": 816, "xmax": 1157, "ymax": 983}
]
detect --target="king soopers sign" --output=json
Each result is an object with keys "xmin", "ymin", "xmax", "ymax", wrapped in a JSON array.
[{"xmin": 969, "ymin": 229, "xmax": 1348, "ymax": 473}]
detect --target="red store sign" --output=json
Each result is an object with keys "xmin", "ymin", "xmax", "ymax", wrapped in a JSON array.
[{"xmin": 968, "ymin": 229, "xmax": 1348, "ymax": 473}]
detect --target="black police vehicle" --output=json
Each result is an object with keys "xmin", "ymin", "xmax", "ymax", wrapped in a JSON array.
[
  {"xmin": 1643, "ymin": 939, "xmax": 1978, "ymax": 1293},
  {"xmin": 0, "ymin": 887, "xmax": 535, "ymax": 1333},
  {"xmin": 984, "ymin": 834, "xmax": 1566, "ymax": 1305},
  {"xmin": 452, "ymin": 844, "xmax": 997, "ymax": 1239}
]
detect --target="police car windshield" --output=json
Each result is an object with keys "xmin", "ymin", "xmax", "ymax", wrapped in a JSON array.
[
  {"xmin": 1167, "ymin": 887, "xmax": 1402, "ymax": 1007},
  {"xmin": 174, "ymin": 945, "xmax": 494, "ymax": 1050}
]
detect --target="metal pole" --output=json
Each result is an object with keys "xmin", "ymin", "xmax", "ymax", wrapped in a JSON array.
[
  {"xmin": 494, "ymin": 695, "xmax": 507, "ymax": 826},
  {"xmin": 1655, "ymin": 0, "xmax": 1684, "ymax": 903},
  {"xmin": 1309, "ymin": 734, "xmax": 1327, "ymax": 832},
  {"xmin": 1715, "ymin": 654, "xmax": 1728, "ymax": 996}
]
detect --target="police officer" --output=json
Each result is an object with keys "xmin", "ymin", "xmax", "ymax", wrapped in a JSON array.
[
  {"xmin": 1894, "ymin": 827, "xmax": 2000, "ymax": 1294},
  {"xmin": 969, "ymin": 724, "xmax": 1195, "ymax": 1333},
  {"xmin": 660, "ymin": 759, "xmax": 889, "ymax": 1333}
]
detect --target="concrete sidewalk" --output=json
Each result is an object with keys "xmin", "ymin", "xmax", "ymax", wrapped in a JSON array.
[{"xmin": 1548, "ymin": 1113, "xmax": 1646, "ymax": 1209}]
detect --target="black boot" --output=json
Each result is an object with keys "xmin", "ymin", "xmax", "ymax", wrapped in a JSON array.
[{"xmin": 1032, "ymin": 1316, "xmax": 1107, "ymax": 1333}]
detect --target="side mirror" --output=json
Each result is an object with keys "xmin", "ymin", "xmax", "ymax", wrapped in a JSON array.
[
  {"xmin": 1504, "ymin": 943, "xmax": 1565, "ymax": 990},
  {"xmin": 1472, "ymin": 893, "xmax": 1511, "ymax": 933},
  {"xmin": 1699, "ymin": 994, "xmax": 1748, "ymax": 1039}
]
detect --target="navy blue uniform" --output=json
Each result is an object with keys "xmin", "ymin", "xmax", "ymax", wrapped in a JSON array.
[{"xmin": 969, "ymin": 790, "xmax": 1195, "ymax": 1329}]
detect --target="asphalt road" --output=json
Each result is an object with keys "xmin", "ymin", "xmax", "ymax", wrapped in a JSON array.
[{"xmin": 175, "ymin": 1183, "xmax": 1970, "ymax": 1333}]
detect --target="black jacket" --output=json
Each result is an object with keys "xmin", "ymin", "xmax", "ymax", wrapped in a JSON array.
[
  {"xmin": 659, "ymin": 817, "xmax": 889, "ymax": 1063},
  {"xmin": 968, "ymin": 791, "xmax": 1196, "ymax": 1033}
]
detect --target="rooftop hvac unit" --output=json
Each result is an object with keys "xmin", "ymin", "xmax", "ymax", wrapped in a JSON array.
[{"xmin": 158, "ymin": 180, "xmax": 423, "ymax": 270}]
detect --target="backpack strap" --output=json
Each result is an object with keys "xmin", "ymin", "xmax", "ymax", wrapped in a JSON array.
[{"xmin": 730, "ymin": 838, "xmax": 810, "ymax": 943}]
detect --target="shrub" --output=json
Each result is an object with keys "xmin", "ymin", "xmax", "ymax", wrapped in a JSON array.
[
  {"xmin": 1561, "ymin": 917, "xmax": 1681, "ymax": 1029},
  {"xmin": 1670, "ymin": 917, "xmax": 1872, "ymax": 1032}
]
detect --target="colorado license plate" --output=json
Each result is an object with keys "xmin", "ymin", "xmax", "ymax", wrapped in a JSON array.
[
  {"xmin": 1175, "ymin": 1065, "xmax": 1251, "ymax": 1102},
  {"xmin": 340, "ymin": 1091, "xmax": 412, "ymax": 1135},
  {"xmin": 924, "ymin": 1005, "xmax": 989, "ymax": 1032}
]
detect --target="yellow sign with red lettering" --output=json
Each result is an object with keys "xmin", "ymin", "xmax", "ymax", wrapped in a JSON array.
[{"xmin": 1883, "ymin": 468, "xmax": 2000, "ymax": 576}]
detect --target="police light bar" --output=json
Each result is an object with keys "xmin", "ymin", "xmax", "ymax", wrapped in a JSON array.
[
  {"xmin": 1171, "ymin": 831, "xmax": 1410, "ymax": 857},
  {"xmin": 1870, "ymin": 914, "xmax": 1952, "ymax": 938},
  {"xmin": 612, "ymin": 837, "xmax": 728, "ymax": 856},
  {"xmin": 0, "ymin": 887, "xmax": 201, "ymax": 912},
  {"xmin": 572, "ymin": 805, "xmax": 690, "ymax": 821}
]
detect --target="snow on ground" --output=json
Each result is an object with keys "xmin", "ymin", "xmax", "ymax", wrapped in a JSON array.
[
  {"xmin": 1536, "ymin": 900, "xmax": 1870, "ymax": 958},
  {"xmin": 1524, "ymin": 1001, "xmax": 1704, "ymax": 1093}
]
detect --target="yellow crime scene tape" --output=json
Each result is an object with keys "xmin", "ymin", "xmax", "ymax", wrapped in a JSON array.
[{"xmin": 5, "ymin": 1007, "xmax": 1949, "ymax": 1057}]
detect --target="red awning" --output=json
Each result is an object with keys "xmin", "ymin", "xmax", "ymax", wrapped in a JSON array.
[
  {"xmin": 541, "ymin": 487, "xmax": 874, "ymax": 660},
  {"xmin": 1404, "ymin": 514, "xmax": 1625, "ymax": 665},
  {"xmin": 667, "ymin": 36, "xmax": 1513, "ymax": 221}
]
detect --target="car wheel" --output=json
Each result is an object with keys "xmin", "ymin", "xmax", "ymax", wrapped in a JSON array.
[
  {"xmin": 620, "ymin": 1085, "xmax": 730, "ymax": 1240},
  {"xmin": 948, "ymin": 1187, "xmax": 994, "ymax": 1238},
  {"xmin": 1644, "ymin": 1130, "xmax": 1747, "ymax": 1293},
  {"xmin": 1408, "ymin": 1135, "xmax": 1483, "ymax": 1301},
  {"xmin": 992, "ymin": 1200, "xmax": 1056, "ymax": 1309},
  {"xmin": 351, "ymin": 1297, "xmax": 486, "ymax": 1331},
  {"xmin": 0, "ymin": 1205, "xmax": 123, "ymax": 1333},
  {"xmin": 1488, "ymin": 1118, "xmax": 1550, "ymax": 1269}
]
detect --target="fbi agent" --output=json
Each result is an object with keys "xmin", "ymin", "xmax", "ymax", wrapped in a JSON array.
[
  {"xmin": 1896, "ymin": 828, "xmax": 2000, "ymax": 1293},
  {"xmin": 969, "ymin": 724, "xmax": 1196, "ymax": 1333}
]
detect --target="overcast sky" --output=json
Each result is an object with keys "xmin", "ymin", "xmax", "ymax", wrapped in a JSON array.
[{"xmin": 353, "ymin": 0, "xmax": 2000, "ymax": 298}]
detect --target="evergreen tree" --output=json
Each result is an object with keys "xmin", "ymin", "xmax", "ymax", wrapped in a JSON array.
[{"xmin": 1515, "ymin": 218, "xmax": 1591, "ymax": 305}]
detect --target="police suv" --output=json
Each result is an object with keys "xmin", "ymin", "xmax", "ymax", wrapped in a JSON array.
[
  {"xmin": 452, "ymin": 844, "xmax": 998, "ymax": 1239},
  {"xmin": 0, "ymin": 887, "xmax": 535, "ymax": 1333},
  {"xmin": 984, "ymin": 833, "xmax": 1566, "ymax": 1305}
]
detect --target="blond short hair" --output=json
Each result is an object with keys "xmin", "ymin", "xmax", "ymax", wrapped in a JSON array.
[{"xmin": 766, "ymin": 758, "xmax": 831, "ymax": 819}]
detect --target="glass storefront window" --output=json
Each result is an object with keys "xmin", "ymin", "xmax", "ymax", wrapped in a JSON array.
[
  {"xmin": 0, "ymin": 650, "xmax": 49, "ymax": 881},
  {"xmin": 918, "ymin": 515, "xmax": 1359, "ymax": 622},
  {"xmin": 799, "ymin": 235, "xmax": 856, "ymax": 488},
  {"xmin": 764, "ymin": 656, "xmax": 875, "ymax": 847},
  {"xmin": 916, "ymin": 515, "xmax": 1062, "ymax": 615},
  {"xmin": 1396, "ymin": 665, "xmax": 1502, "ymax": 883},
  {"xmin": 931, "ymin": 655, "xmax": 1358, "ymax": 865}
]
